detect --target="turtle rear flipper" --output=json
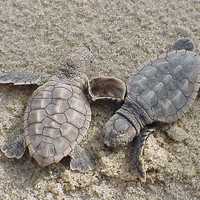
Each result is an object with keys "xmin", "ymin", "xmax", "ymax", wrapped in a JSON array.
[
  {"xmin": 69, "ymin": 145, "xmax": 95, "ymax": 172},
  {"xmin": 0, "ymin": 71, "xmax": 50, "ymax": 86},
  {"xmin": 1, "ymin": 134, "xmax": 26, "ymax": 159},
  {"xmin": 88, "ymin": 77, "xmax": 126, "ymax": 102}
]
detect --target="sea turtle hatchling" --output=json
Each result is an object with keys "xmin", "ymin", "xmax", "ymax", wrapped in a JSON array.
[
  {"xmin": 0, "ymin": 47, "xmax": 126, "ymax": 171},
  {"xmin": 98, "ymin": 38, "xmax": 200, "ymax": 181}
]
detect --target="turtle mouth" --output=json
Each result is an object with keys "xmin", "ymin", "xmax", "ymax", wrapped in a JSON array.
[
  {"xmin": 104, "ymin": 136, "xmax": 117, "ymax": 149},
  {"xmin": 104, "ymin": 139, "xmax": 112, "ymax": 148}
]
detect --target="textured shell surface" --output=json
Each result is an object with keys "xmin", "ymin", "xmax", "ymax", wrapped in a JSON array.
[
  {"xmin": 126, "ymin": 50, "xmax": 200, "ymax": 123},
  {"xmin": 23, "ymin": 77, "xmax": 91, "ymax": 166}
]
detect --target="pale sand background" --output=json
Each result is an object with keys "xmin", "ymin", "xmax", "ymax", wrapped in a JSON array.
[{"xmin": 0, "ymin": 0, "xmax": 200, "ymax": 199}]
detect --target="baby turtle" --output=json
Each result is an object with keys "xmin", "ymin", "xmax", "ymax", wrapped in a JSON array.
[
  {"xmin": 0, "ymin": 47, "xmax": 126, "ymax": 171},
  {"xmin": 101, "ymin": 38, "xmax": 200, "ymax": 181}
]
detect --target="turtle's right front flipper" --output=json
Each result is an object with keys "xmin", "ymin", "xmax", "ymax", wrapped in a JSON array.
[
  {"xmin": 1, "ymin": 134, "xmax": 26, "ymax": 159},
  {"xmin": 0, "ymin": 71, "xmax": 50, "ymax": 86},
  {"xmin": 131, "ymin": 128, "xmax": 155, "ymax": 182}
]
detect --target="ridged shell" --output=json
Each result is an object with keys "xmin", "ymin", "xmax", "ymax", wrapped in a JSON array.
[
  {"xmin": 23, "ymin": 77, "xmax": 91, "ymax": 166},
  {"xmin": 126, "ymin": 50, "xmax": 200, "ymax": 123}
]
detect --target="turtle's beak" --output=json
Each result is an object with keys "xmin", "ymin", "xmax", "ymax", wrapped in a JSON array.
[{"xmin": 104, "ymin": 139, "xmax": 111, "ymax": 147}]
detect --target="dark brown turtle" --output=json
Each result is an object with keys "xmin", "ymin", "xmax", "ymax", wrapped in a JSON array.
[
  {"xmin": 0, "ymin": 47, "xmax": 126, "ymax": 171},
  {"xmin": 100, "ymin": 38, "xmax": 200, "ymax": 181}
]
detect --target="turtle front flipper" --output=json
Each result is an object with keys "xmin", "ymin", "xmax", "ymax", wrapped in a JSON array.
[
  {"xmin": 131, "ymin": 128, "xmax": 154, "ymax": 182},
  {"xmin": 88, "ymin": 77, "xmax": 126, "ymax": 102},
  {"xmin": 69, "ymin": 145, "xmax": 95, "ymax": 172},
  {"xmin": 1, "ymin": 134, "xmax": 26, "ymax": 159},
  {"xmin": 0, "ymin": 71, "xmax": 50, "ymax": 86}
]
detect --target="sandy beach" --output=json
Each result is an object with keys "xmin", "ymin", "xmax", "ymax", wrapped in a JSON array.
[{"xmin": 0, "ymin": 0, "xmax": 200, "ymax": 199}]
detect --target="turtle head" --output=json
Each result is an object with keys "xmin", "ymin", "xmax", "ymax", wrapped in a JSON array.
[{"xmin": 103, "ymin": 113, "xmax": 137, "ymax": 148}]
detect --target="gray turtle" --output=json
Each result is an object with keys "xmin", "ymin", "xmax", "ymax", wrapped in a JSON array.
[
  {"xmin": 0, "ymin": 47, "xmax": 126, "ymax": 171},
  {"xmin": 100, "ymin": 38, "xmax": 200, "ymax": 181}
]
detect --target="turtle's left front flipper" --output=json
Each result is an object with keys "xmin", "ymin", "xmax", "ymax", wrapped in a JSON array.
[
  {"xmin": 131, "ymin": 128, "xmax": 155, "ymax": 182},
  {"xmin": 88, "ymin": 77, "xmax": 126, "ymax": 102},
  {"xmin": 0, "ymin": 71, "xmax": 50, "ymax": 86}
]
